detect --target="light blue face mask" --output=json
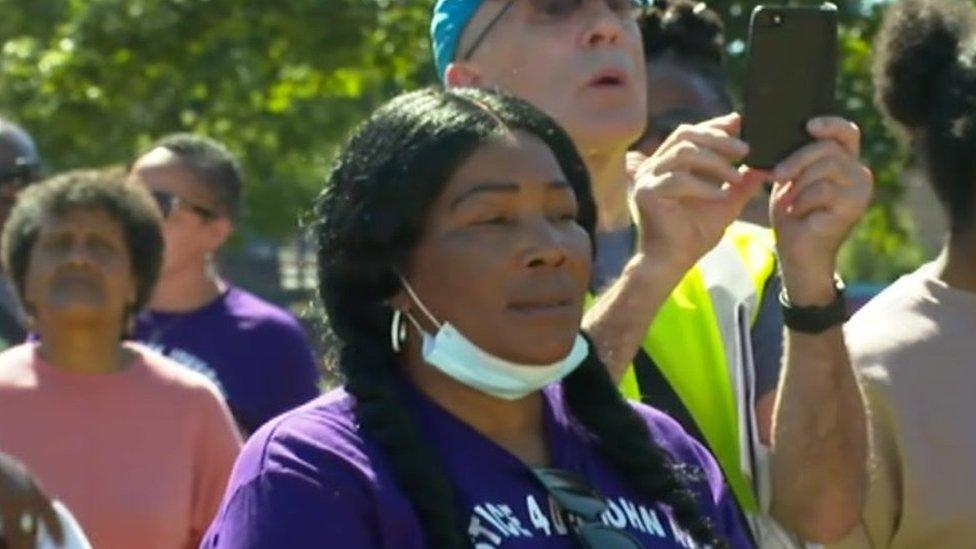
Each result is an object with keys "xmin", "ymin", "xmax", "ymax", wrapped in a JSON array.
[{"xmin": 399, "ymin": 278, "xmax": 589, "ymax": 400}]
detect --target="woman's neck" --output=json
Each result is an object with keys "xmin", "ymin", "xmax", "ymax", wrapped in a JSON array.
[
  {"xmin": 584, "ymin": 150, "xmax": 632, "ymax": 233},
  {"xmin": 934, "ymin": 231, "xmax": 976, "ymax": 293},
  {"xmin": 38, "ymin": 324, "xmax": 128, "ymax": 375},
  {"xmin": 402, "ymin": 348, "xmax": 550, "ymax": 467}
]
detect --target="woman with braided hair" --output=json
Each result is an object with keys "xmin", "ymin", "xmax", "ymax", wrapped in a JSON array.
[{"xmin": 203, "ymin": 87, "xmax": 751, "ymax": 548}]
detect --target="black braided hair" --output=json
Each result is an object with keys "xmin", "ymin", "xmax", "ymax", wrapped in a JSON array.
[
  {"xmin": 643, "ymin": 0, "xmax": 726, "ymax": 66},
  {"xmin": 315, "ymin": 87, "xmax": 723, "ymax": 547},
  {"xmin": 874, "ymin": 0, "xmax": 976, "ymax": 235},
  {"xmin": 639, "ymin": 0, "xmax": 733, "ymax": 111},
  {"xmin": 562, "ymin": 342, "xmax": 727, "ymax": 548}
]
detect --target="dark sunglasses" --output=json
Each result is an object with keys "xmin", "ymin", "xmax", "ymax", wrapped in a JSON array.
[
  {"xmin": 0, "ymin": 159, "xmax": 39, "ymax": 189},
  {"xmin": 150, "ymin": 190, "xmax": 218, "ymax": 220},
  {"xmin": 532, "ymin": 468, "xmax": 646, "ymax": 549},
  {"xmin": 462, "ymin": 0, "xmax": 650, "ymax": 61}
]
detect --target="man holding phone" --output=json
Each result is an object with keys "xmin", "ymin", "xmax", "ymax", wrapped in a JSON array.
[{"xmin": 432, "ymin": 0, "xmax": 871, "ymax": 544}]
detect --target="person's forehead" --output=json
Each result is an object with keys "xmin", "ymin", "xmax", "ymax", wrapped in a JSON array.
[
  {"xmin": 39, "ymin": 207, "xmax": 124, "ymax": 237},
  {"xmin": 460, "ymin": 0, "xmax": 541, "ymax": 50},
  {"xmin": 130, "ymin": 148, "xmax": 210, "ymax": 196},
  {"xmin": 442, "ymin": 133, "xmax": 567, "ymax": 196}
]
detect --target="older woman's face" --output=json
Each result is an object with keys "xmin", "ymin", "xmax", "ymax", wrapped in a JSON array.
[
  {"xmin": 24, "ymin": 208, "xmax": 136, "ymax": 328},
  {"xmin": 401, "ymin": 131, "xmax": 591, "ymax": 365}
]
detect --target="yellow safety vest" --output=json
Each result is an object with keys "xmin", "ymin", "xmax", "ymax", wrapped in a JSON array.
[{"xmin": 617, "ymin": 221, "xmax": 777, "ymax": 514}]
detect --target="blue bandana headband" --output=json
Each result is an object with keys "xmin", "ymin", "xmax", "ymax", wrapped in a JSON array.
[{"xmin": 431, "ymin": 0, "xmax": 489, "ymax": 81}]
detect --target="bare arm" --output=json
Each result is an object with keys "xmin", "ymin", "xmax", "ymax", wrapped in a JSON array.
[
  {"xmin": 765, "ymin": 117, "xmax": 872, "ymax": 542},
  {"xmin": 585, "ymin": 115, "xmax": 763, "ymax": 380},
  {"xmin": 772, "ymin": 320, "xmax": 866, "ymax": 543},
  {"xmin": 583, "ymin": 254, "xmax": 684, "ymax": 380}
]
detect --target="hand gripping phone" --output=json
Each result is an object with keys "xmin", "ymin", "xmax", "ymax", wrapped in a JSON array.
[{"xmin": 742, "ymin": 3, "xmax": 838, "ymax": 169}]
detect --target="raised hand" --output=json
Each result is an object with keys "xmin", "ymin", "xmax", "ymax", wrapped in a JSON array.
[
  {"xmin": 767, "ymin": 117, "xmax": 874, "ymax": 304},
  {"xmin": 628, "ymin": 113, "xmax": 766, "ymax": 274}
]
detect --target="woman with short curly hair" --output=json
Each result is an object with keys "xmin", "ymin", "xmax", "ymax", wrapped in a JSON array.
[{"xmin": 0, "ymin": 169, "xmax": 241, "ymax": 549}]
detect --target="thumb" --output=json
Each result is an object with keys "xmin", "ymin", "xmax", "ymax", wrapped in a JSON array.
[
  {"xmin": 625, "ymin": 150, "xmax": 648, "ymax": 180},
  {"xmin": 728, "ymin": 167, "xmax": 767, "ymax": 211}
]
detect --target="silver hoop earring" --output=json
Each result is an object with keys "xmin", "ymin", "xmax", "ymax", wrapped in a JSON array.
[{"xmin": 390, "ymin": 310, "xmax": 407, "ymax": 353}]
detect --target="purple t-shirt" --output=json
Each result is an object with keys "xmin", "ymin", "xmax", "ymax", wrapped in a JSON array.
[
  {"xmin": 133, "ymin": 286, "xmax": 320, "ymax": 434},
  {"xmin": 203, "ymin": 380, "xmax": 753, "ymax": 548}
]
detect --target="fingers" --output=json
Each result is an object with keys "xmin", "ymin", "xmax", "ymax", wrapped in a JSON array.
[
  {"xmin": 791, "ymin": 154, "xmax": 849, "ymax": 189},
  {"xmin": 702, "ymin": 112, "xmax": 743, "ymax": 136},
  {"xmin": 774, "ymin": 139, "xmax": 849, "ymax": 183},
  {"xmin": 636, "ymin": 171, "xmax": 727, "ymax": 202},
  {"xmin": 774, "ymin": 117, "xmax": 862, "ymax": 181},
  {"xmin": 807, "ymin": 116, "xmax": 861, "ymax": 156},
  {"xmin": 625, "ymin": 151, "xmax": 647, "ymax": 179},
  {"xmin": 651, "ymin": 141, "xmax": 744, "ymax": 184},
  {"xmin": 774, "ymin": 154, "xmax": 873, "ymax": 214},
  {"xmin": 729, "ymin": 167, "xmax": 769, "ymax": 209},
  {"xmin": 657, "ymin": 121, "xmax": 750, "ymax": 161},
  {"xmin": 789, "ymin": 180, "xmax": 837, "ymax": 218}
]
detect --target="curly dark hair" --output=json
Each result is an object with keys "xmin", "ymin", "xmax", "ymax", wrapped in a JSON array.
[
  {"xmin": 874, "ymin": 0, "xmax": 976, "ymax": 234},
  {"xmin": 639, "ymin": 0, "xmax": 733, "ymax": 111},
  {"xmin": 1, "ymin": 168, "xmax": 164, "ymax": 317},
  {"xmin": 314, "ymin": 86, "xmax": 727, "ymax": 548}
]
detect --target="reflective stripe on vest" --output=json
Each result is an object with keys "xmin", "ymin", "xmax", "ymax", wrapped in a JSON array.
[{"xmin": 617, "ymin": 222, "xmax": 777, "ymax": 514}]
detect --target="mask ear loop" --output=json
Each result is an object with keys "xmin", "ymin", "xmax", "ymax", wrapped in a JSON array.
[
  {"xmin": 390, "ymin": 277, "xmax": 442, "ymax": 353},
  {"xmin": 398, "ymin": 276, "xmax": 442, "ymax": 329}
]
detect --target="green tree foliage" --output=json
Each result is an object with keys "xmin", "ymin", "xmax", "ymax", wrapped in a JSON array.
[
  {"xmin": 0, "ymin": 0, "xmax": 919, "ymax": 280},
  {"xmin": 0, "ymin": 0, "xmax": 434, "ymax": 236}
]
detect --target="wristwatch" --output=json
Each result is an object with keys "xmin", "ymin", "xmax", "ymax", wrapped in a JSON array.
[{"xmin": 779, "ymin": 276, "xmax": 849, "ymax": 334}]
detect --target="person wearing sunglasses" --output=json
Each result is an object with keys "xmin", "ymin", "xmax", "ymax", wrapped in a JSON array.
[
  {"xmin": 0, "ymin": 170, "xmax": 241, "ymax": 548},
  {"xmin": 204, "ymin": 88, "xmax": 752, "ymax": 548},
  {"xmin": 432, "ymin": 0, "xmax": 871, "ymax": 544},
  {"xmin": 0, "ymin": 118, "xmax": 41, "ymax": 351},
  {"xmin": 127, "ymin": 134, "xmax": 320, "ymax": 435}
]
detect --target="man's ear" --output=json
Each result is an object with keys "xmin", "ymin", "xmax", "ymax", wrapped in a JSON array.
[{"xmin": 445, "ymin": 61, "xmax": 484, "ymax": 88}]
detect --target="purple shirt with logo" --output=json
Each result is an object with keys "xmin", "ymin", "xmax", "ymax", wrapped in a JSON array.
[
  {"xmin": 203, "ymin": 378, "xmax": 753, "ymax": 548},
  {"xmin": 133, "ymin": 286, "xmax": 320, "ymax": 434}
]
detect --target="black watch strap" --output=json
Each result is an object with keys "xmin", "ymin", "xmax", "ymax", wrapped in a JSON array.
[{"xmin": 779, "ymin": 280, "xmax": 849, "ymax": 334}]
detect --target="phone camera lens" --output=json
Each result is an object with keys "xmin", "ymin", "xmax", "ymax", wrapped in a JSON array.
[{"xmin": 772, "ymin": 14, "xmax": 783, "ymax": 25}]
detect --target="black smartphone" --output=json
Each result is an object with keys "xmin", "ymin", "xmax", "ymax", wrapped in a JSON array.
[{"xmin": 742, "ymin": 4, "xmax": 838, "ymax": 169}]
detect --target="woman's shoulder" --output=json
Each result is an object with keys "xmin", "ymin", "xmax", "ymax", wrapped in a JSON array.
[
  {"xmin": 129, "ymin": 343, "xmax": 225, "ymax": 398},
  {"xmin": 233, "ymin": 388, "xmax": 374, "ymax": 485},
  {"xmin": 203, "ymin": 388, "xmax": 419, "ymax": 547},
  {"xmin": 626, "ymin": 400, "xmax": 726, "ymax": 493}
]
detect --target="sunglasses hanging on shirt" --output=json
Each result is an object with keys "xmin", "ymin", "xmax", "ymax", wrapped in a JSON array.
[{"xmin": 531, "ymin": 467, "xmax": 647, "ymax": 549}]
